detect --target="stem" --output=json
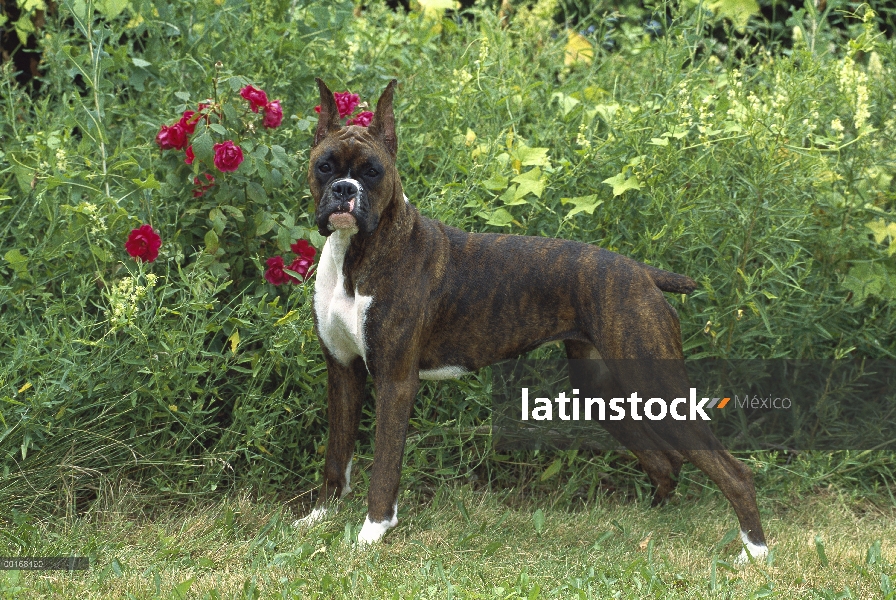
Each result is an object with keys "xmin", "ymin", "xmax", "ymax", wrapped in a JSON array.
[{"xmin": 84, "ymin": 0, "xmax": 110, "ymax": 199}]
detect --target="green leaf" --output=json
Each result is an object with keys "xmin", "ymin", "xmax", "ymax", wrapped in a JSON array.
[
  {"xmin": 512, "ymin": 146, "xmax": 551, "ymax": 167},
  {"xmin": 865, "ymin": 219, "xmax": 896, "ymax": 255},
  {"xmin": 498, "ymin": 185, "xmax": 524, "ymax": 206},
  {"xmin": 532, "ymin": 508, "xmax": 545, "ymax": 534},
  {"xmin": 204, "ymin": 229, "xmax": 219, "ymax": 255},
  {"xmin": 4, "ymin": 249, "xmax": 29, "ymax": 277},
  {"xmin": 173, "ymin": 577, "xmax": 195, "ymax": 598},
  {"xmin": 131, "ymin": 173, "xmax": 160, "ymax": 190},
  {"xmin": 648, "ymin": 137, "xmax": 669, "ymax": 146},
  {"xmin": 814, "ymin": 535, "xmax": 828, "ymax": 567},
  {"xmin": 561, "ymin": 195, "xmax": 603, "ymax": 218},
  {"xmin": 551, "ymin": 92, "xmax": 580, "ymax": 117},
  {"xmin": 709, "ymin": 0, "xmax": 760, "ymax": 32},
  {"xmin": 541, "ymin": 458, "xmax": 562, "ymax": 481},
  {"xmin": 95, "ymin": 0, "xmax": 129, "ymax": 19},
  {"xmin": 131, "ymin": 57, "xmax": 151, "ymax": 68},
  {"xmin": 602, "ymin": 172, "xmax": 641, "ymax": 196},
  {"xmin": 221, "ymin": 205, "xmax": 245, "ymax": 222},
  {"xmin": 90, "ymin": 245, "xmax": 112, "ymax": 262},
  {"xmin": 478, "ymin": 208, "xmax": 514, "ymax": 227},
  {"xmin": 255, "ymin": 214, "xmax": 277, "ymax": 236},
  {"xmin": 481, "ymin": 173, "xmax": 508, "ymax": 192},
  {"xmin": 511, "ymin": 167, "xmax": 546, "ymax": 201},
  {"xmin": 594, "ymin": 103, "xmax": 620, "ymax": 124},
  {"xmin": 192, "ymin": 132, "xmax": 214, "ymax": 163},
  {"xmin": 246, "ymin": 182, "xmax": 267, "ymax": 203},
  {"xmin": 209, "ymin": 123, "xmax": 227, "ymax": 136},
  {"xmin": 842, "ymin": 263, "xmax": 896, "ymax": 303}
]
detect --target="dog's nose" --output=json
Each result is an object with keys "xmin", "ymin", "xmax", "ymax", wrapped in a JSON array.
[{"xmin": 331, "ymin": 180, "xmax": 358, "ymax": 201}]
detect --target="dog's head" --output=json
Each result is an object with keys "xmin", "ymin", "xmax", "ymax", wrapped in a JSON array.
[{"xmin": 309, "ymin": 78, "xmax": 400, "ymax": 238}]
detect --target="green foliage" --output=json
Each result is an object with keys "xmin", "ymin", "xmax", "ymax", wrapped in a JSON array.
[{"xmin": 1, "ymin": 0, "xmax": 895, "ymax": 514}]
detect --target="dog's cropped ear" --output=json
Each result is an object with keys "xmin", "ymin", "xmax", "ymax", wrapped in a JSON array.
[
  {"xmin": 314, "ymin": 78, "xmax": 343, "ymax": 147},
  {"xmin": 369, "ymin": 79, "xmax": 398, "ymax": 156}
]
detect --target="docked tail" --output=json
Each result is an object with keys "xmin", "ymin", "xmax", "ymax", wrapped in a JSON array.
[{"xmin": 645, "ymin": 265, "xmax": 698, "ymax": 294}]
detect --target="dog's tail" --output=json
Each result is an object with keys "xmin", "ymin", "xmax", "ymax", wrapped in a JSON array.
[{"xmin": 645, "ymin": 265, "xmax": 698, "ymax": 294}]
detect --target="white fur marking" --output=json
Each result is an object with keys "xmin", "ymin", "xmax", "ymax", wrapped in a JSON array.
[
  {"xmin": 419, "ymin": 365, "xmax": 469, "ymax": 380},
  {"xmin": 357, "ymin": 502, "xmax": 398, "ymax": 546},
  {"xmin": 314, "ymin": 229, "xmax": 373, "ymax": 365},
  {"xmin": 404, "ymin": 193, "xmax": 409, "ymax": 205},
  {"xmin": 341, "ymin": 459, "xmax": 353, "ymax": 498},
  {"xmin": 735, "ymin": 530, "xmax": 768, "ymax": 565},
  {"xmin": 294, "ymin": 506, "xmax": 329, "ymax": 528},
  {"xmin": 333, "ymin": 177, "xmax": 363, "ymax": 194}
]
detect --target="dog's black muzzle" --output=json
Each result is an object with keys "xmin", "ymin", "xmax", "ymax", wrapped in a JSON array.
[{"xmin": 317, "ymin": 178, "xmax": 371, "ymax": 237}]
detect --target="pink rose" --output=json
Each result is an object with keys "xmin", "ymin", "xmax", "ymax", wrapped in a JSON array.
[
  {"xmin": 264, "ymin": 256, "xmax": 290, "ymax": 285},
  {"xmin": 348, "ymin": 111, "xmax": 374, "ymax": 127},
  {"xmin": 185, "ymin": 145, "xmax": 195, "ymax": 165},
  {"xmin": 155, "ymin": 123, "xmax": 188, "ymax": 150},
  {"xmin": 213, "ymin": 141, "xmax": 244, "ymax": 172},
  {"xmin": 125, "ymin": 224, "xmax": 162, "ymax": 263},
  {"xmin": 290, "ymin": 239, "xmax": 317, "ymax": 262},
  {"xmin": 287, "ymin": 257, "xmax": 314, "ymax": 281},
  {"xmin": 240, "ymin": 85, "xmax": 269, "ymax": 113},
  {"xmin": 334, "ymin": 91, "xmax": 360, "ymax": 118},
  {"xmin": 179, "ymin": 110, "xmax": 198, "ymax": 135},
  {"xmin": 263, "ymin": 100, "xmax": 283, "ymax": 129}
]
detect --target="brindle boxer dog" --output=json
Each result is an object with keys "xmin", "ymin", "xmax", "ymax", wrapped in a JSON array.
[{"xmin": 298, "ymin": 78, "xmax": 768, "ymax": 563}]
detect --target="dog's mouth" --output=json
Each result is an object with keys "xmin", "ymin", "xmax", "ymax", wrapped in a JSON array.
[{"xmin": 327, "ymin": 198, "xmax": 357, "ymax": 230}]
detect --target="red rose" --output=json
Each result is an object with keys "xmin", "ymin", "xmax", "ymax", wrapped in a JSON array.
[
  {"xmin": 287, "ymin": 257, "xmax": 314, "ymax": 281},
  {"xmin": 348, "ymin": 111, "xmax": 374, "ymax": 127},
  {"xmin": 179, "ymin": 110, "xmax": 198, "ymax": 135},
  {"xmin": 290, "ymin": 239, "xmax": 317, "ymax": 262},
  {"xmin": 125, "ymin": 224, "xmax": 162, "ymax": 263},
  {"xmin": 213, "ymin": 141, "xmax": 244, "ymax": 172},
  {"xmin": 314, "ymin": 105, "xmax": 321, "ymax": 114},
  {"xmin": 263, "ymin": 100, "xmax": 283, "ymax": 129},
  {"xmin": 155, "ymin": 123, "xmax": 188, "ymax": 150},
  {"xmin": 185, "ymin": 145, "xmax": 195, "ymax": 165},
  {"xmin": 264, "ymin": 256, "xmax": 291, "ymax": 285},
  {"xmin": 240, "ymin": 85, "xmax": 269, "ymax": 113},
  {"xmin": 334, "ymin": 91, "xmax": 360, "ymax": 118}
]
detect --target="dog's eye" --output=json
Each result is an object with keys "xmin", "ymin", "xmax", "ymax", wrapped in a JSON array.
[
  {"xmin": 365, "ymin": 168, "xmax": 379, "ymax": 178},
  {"xmin": 318, "ymin": 163, "xmax": 332, "ymax": 174}
]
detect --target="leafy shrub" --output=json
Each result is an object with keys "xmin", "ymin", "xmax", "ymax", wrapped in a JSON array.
[{"xmin": 0, "ymin": 0, "xmax": 894, "ymax": 513}]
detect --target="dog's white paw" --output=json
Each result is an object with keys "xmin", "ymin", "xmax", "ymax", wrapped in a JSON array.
[
  {"xmin": 293, "ymin": 506, "xmax": 330, "ymax": 528},
  {"xmin": 356, "ymin": 505, "xmax": 398, "ymax": 546},
  {"xmin": 734, "ymin": 531, "xmax": 768, "ymax": 566}
]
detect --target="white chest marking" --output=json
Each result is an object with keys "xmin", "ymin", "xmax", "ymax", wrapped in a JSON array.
[
  {"xmin": 419, "ymin": 365, "xmax": 469, "ymax": 380},
  {"xmin": 314, "ymin": 229, "xmax": 373, "ymax": 366}
]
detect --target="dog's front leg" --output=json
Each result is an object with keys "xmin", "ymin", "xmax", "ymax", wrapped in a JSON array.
[
  {"xmin": 298, "ymin": 352, "xmax": 367, "ymax": 527},
  {"xmin": 357, "ymin": 376, "xmax": 419, "ymax": 545}
]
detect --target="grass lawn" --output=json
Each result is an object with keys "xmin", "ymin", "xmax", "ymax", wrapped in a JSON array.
[{"xmin": 4, "ymin": 468, "xmax": 893, "ymax": 599}]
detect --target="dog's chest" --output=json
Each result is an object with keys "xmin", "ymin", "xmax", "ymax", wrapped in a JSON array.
[{"xmin": 313, "ymin": 231, "xmax": 373, "ymax": 365}]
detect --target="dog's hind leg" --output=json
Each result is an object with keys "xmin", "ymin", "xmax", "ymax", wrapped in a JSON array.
[
  {"xmin": 681, "ymin": 442, "xmax": 767, "ymax": 563},
  {"xmin": 564, "ymin": 340, "xmax": 683, "ymax": 505}
]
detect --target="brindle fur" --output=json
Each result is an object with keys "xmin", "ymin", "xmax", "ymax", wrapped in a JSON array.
[{"xmin": 306, "ymin": 79, "xmax": 766, "ymax": 550}]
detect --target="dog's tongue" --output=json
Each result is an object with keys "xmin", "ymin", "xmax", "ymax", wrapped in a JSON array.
[{"xmin": 329, "ymin": 198, "xmax": 357, "ymax": 229}]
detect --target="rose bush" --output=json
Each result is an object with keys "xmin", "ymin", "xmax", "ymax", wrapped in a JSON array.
[{"xmin": 148, "ymin": 76, "xmax": 314, "ymax": 286}]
